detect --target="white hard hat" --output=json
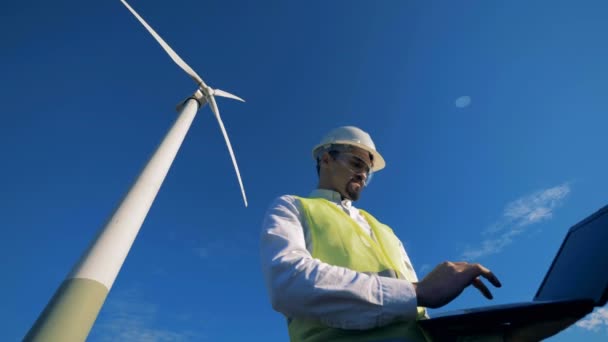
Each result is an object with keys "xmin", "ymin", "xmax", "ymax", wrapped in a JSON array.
[{"xmin": 312, "ymin": 126, "xmax": 386, "ymax": 172}]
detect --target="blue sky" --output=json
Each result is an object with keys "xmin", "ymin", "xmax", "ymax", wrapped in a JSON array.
[{"xmin": 2, "ymin": 0, "xmax": 608, "ymax": 341}]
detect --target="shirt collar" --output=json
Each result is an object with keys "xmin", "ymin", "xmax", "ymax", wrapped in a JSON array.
[{"xmin": 309, "ymin": 188, "xmax": 353, "ymax": 209}]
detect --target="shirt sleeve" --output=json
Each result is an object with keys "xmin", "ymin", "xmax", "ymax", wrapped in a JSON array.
[{"xmin": 259, "ymin": 195, "xmax": 419, "ymax": 330}]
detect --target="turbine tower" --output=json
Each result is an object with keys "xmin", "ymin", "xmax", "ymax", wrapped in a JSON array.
[{"xmin": 24, "ymin": 1, "xmax": 247, "ymax": 341}]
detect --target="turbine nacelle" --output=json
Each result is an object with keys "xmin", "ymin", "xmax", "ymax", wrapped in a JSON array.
[{"xmin": 176, "ymin": 87, "xmax": 245, "ymax": 112}]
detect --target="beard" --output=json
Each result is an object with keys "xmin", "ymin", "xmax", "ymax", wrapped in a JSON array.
[{"xmin": 344, "ymin": 179, "xmax": 363, "ymax": 201}]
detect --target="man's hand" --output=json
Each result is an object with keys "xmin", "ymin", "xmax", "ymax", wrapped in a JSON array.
[{"xmin": 413, "ymin": 261, "xmax": 502, "ymax": 308}]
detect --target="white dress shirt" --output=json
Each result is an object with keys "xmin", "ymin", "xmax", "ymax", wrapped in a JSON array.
[{"xmin": 259, "ymin": 189, "xmax": 420, "ymax": 330}]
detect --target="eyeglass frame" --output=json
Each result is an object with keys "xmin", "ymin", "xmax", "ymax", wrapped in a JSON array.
[{"xmin": 328, "ymin": 150, "xmax": 374, "ymax": 186}]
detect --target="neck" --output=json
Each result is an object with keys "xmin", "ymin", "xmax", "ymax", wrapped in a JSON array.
[
  {"xmin": 317, "ymin": 177, "xmax": 331, "ymax": 191},
  {"xmin": 316, "ymin": 184, "xmax": 347, "ymax": 201}
]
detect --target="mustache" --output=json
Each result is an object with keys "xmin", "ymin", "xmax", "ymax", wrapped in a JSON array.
[{"xmin": 350, "ymin": 175, "xmax": 365, "ymax": 185}]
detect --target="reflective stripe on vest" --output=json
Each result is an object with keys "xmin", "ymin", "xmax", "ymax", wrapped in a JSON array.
[{"xmin": 287, "ymin": 197, "xmax": 428, "ymax": 342}]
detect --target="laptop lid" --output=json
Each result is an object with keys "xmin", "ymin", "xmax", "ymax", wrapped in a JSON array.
[{"xmin": 534, "ymin": 205, "xmax": 608, "ymax": 306}]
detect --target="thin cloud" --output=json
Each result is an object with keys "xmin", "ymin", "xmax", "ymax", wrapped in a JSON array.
[
  {"xmin": 455, "ymin": 96, "xmax": 471, "ymax": 108},
  {"xmin": 462, "ymin": 183, "xmax": 570, "ymax": 260},
  {"xmin": 194, "ymin": 246, "xmax": 209, "ymax": 259},
  {"xmin": 576, "ymin": 308, "xmax": 608, "ymax": 332},
  {"xmin": 91, "ymin": 289, "xmax": 204, "ymax": 342}
]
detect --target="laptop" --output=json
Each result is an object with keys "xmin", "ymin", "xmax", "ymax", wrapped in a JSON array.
[{"xmin": 418, "ymin": 204, "xmax": 608, "ymax": 339}]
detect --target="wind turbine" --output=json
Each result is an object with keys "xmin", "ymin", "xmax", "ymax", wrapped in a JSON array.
[{"xmin": 24, "ymin": 1, "xmax": 247, "ymax": 341}]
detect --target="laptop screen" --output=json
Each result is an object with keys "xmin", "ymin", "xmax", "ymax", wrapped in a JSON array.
[{"xmin": 534, "ymin": 205, "xmax": 608, "ymax": 305}]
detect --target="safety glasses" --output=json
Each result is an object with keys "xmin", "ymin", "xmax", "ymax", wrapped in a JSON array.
[{"xmin": 334, "ymin": 152, "xmax": 374, "ymax": 186}]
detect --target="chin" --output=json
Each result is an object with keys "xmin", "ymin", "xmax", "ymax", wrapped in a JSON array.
[
  {"xmin": 346, "ymin": 190, "xmax": 361, "ymax": 201},
  {"xmin": 346, "ymin": 184, "xmax": 363, "ymax": 201}
]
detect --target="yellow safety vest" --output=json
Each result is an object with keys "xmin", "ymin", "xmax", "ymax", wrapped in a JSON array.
[{"xmin": 288, "ymin": 196, "xmax": 428, "ymax": 342}]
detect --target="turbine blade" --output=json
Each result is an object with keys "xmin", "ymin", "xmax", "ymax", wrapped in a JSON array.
[
  {"xmin": 120, "ymin": 0, "xmax": 208, "ymax": 88},
  {"xmin": 208, "ymin": 95, "xmax": 248, "ymax": 207},
  {"xmin": 214, "ymin": 89, "xmax": 246, "ymax": 102}
]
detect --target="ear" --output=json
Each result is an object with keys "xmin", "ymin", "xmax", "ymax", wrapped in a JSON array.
[{"xmin": 319, "ymin": 152, "xmax": 332, "ymax": 169}]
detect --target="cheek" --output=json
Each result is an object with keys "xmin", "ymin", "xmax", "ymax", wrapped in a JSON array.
[
  {"xmin": 340, "ymin": 174, "xmax": 354, "ymax": 187},
  {"xmin": 330, "ymin": 170, "xmax": 348, "ymax": 185}
]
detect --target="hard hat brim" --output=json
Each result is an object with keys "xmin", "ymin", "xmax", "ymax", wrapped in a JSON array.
[{"xmin": 312, "ymin": 141, "xmax": 386, "ymax": 172}]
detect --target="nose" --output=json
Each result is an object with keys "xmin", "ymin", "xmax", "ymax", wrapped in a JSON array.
[{"xmin": 354, "ymin": 171, "xmax": 368, "ymax": 185}]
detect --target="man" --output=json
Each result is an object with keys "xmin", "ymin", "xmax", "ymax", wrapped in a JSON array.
[{"xmin": 260, "ymin": 126, "xmax": 577, "ymax": 341}]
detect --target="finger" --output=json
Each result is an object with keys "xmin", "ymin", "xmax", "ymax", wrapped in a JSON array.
[
  {"xmin": 471, "ymin": 263, "xmax": 502, "ymax": 288},
  {"xmin": 472, "ymin": 277, "xmax": 493, "ymax": 300}
]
